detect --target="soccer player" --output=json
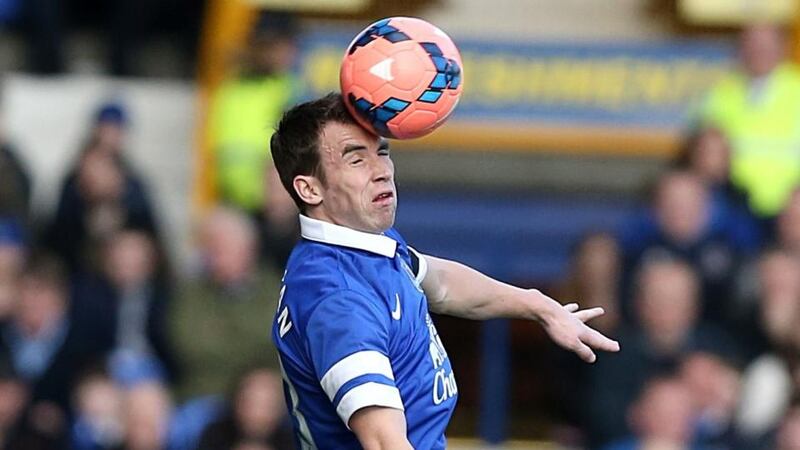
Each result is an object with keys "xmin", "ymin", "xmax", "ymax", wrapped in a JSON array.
[{"xmin": 270, "ymin": 93, "xmax": 620, "ymax": 450}]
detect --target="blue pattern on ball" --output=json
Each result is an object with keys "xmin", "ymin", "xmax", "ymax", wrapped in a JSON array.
[
  {"xmin": 347, "ymin": 93, "xmax": 411, "ymax": 139},
  {"xmin": 347, "ymin": 18, "xmax": 410, "ymax": 55}
]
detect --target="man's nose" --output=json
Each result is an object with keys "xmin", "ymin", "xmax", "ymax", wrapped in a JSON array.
[{"xmin": 371, "ymin": 157, "xmax": 393, "ymax": 182}]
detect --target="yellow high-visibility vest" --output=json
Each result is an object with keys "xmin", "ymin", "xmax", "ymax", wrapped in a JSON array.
[
  {"xmin": 208, "ymin": 73, "xmax": 296, "ymax": 212},
  {"xmin": 703, "ymin": 62, "xmax": 800, "ymax": 217}
]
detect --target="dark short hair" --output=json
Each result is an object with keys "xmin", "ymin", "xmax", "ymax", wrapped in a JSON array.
[{"xmin": 270, "ymin": 93, "xmax": 357, "ymax": 212}]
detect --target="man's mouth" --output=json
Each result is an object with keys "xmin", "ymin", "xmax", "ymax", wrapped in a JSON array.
[{"xmin": 373, "ymin": 191, "xmax": 394, "ymax": 203}]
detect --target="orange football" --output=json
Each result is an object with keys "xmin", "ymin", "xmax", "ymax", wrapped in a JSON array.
[{"xmin": 340, "ymin": 17, "xmax": 463, "ymax": 139}]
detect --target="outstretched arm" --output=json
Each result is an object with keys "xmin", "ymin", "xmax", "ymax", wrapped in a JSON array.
[
  {"xmin": 421, "ymin": 255, "xmax": 620, "ymax": 363},
  {"xmin": 350, "ymin": 407, "xmax": 414, "ymax": 450}
]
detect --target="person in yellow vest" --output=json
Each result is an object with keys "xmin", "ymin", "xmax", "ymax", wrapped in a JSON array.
[
  {"xmin": 208, "ymin": 11, "xmax": 300, "ymax": 216},
  {"xmin": 701, "ymin": 23, "xmax": 800, "ymax": 219}
]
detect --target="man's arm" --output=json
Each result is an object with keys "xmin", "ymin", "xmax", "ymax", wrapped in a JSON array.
[
  {"xmin": 421, "ymin": 255, "xmax": 619, "ymax": 363},
  {"xmin": 350, "ymin": 407, "xmax": 414, "ymax": 450}
]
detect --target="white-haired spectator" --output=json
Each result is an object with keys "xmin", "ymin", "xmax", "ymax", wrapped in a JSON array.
[{"xmin": 171, "ymin": 207, "xmax": 282, "ymax": 400}]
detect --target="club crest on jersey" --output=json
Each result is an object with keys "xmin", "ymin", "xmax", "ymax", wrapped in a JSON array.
[{"xmin": 400, "ymin": 259, "xmax": 424, "ymax": 293}]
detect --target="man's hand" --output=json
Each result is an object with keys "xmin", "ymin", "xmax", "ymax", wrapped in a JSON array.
[
  {"xmin": 420, "ymin": 256, "xmax": 620, "ymax": 362},
  {"xmin": 536, "ymin": 295, "xmax": 620, "ymax": 363}
]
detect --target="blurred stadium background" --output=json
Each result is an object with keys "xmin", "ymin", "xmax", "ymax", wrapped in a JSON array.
[{"xmin": 1, "ymin": 0, "xmax": 800, "ymax": 449}]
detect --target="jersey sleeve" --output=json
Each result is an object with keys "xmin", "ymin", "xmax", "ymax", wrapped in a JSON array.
[{"xmin": 305, "ymin": 289, "xmax": 404, "ymax": 427}]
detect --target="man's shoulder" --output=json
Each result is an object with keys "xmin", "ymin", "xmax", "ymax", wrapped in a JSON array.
[
  {"xmin": 282, "ymin": 240, "xmax": 382, "ymax": 309},
  {"xmin": 285, "ymin": 239, "xmax": 351, "ymax": 282}
]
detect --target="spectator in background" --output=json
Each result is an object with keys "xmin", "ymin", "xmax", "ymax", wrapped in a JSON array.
[
  {"xmin": 90, "ymin": 103, "xmax": 129, "ymax": 157},
  {"xmin": 559, "ymin": 232, "xmax": 622, "ymax": 336},
  {"xmin": 586, "ymin": 259, "xmax": 733, "ymax": 447},
  {"xmin": 774, "ymin": 406, "xmax": 800, "ymax": 450},
  {"xmin": 735, "ymin": 248, "xmax": 800, "ymax": 443},
  {"xmin": 0, "ymin": 119, "xmax": 32, "ymax": 226},
  {"xmin": 676, "ymin": 127, "xmax": 762, "ymax": 251},
  {"xmin": 680, "ymin": 351, "xmax": 743, "ymax": 449},
  {"xmin": 46, "ymin": 123, "xmax": 159, "ymax": 274},
  {"xmin": 207, "ymin": 12, "xmax": 299, "ymax": 221},
  {"xmin": 71, "ymin": 227, "xmax": 178, "ymax": 383},
  {"xmin": 700, "ymin": 23, "xmax": 800, "ymax": 219},
  {"xmin": 70, "ymin": 369, "xmax": 125, "ymax": 450},
  {"xmin": 0, "ymin": 222, "xmax": 25, "ymax": 322},
  {"xmin": 197, "ymin": 368, "xmax": 293, "ymax": 450},
  {"xmin": 170, "ymin": 208, "xmax": 281, "ymax": 401},
  {"xmin": 619, "ymin": 171, "xmax": 742, "ymax": 326},
  {"xmin": 0, "ymin": 361, "xmax": 29, "ymax": 449},
  {"xmin": 0, "ymin": 255, "xmax": 103, "ymax": 447},
  {"xmin": 729, "ymin": 190, "xmax": 800, "ymax": 333},
  {"xmin": 122, "ymin": 381, "xmax": 172, "ymax": 450},
  {"xmin": 550, "ymin": 232, "xmax": 622, "ymax": 440},
  {"xmin": 602, "ymin": 377, "xmax": 706, "ymax": 450}
]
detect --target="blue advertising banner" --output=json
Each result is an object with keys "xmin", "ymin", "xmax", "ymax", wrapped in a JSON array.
[{"xmin": 296, "ymin": 29, "xmax": 734, "ymax": 130}]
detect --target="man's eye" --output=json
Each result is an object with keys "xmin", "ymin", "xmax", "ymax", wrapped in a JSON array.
[
  {"xmin": 378, "ymin": 149, "xmax": 390, "ymax": 156},
  {"xmin": 351, "ymin": 158, "xmax": 363, "ymax": 165}
]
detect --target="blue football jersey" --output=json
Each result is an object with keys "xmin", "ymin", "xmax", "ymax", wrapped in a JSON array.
[{"xmin": 272, "ymin": 215, "xmax": 458, "ymax": 449}]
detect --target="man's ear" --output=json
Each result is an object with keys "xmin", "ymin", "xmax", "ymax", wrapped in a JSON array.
[{"xmin": 293, "ymin": 175, "xmax": 323, "ymax": 207}]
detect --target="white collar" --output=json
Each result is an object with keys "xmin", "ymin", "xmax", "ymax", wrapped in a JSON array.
[{"xmin": 299, "ymin": 215, "xmax": 397, "ymax": 258}]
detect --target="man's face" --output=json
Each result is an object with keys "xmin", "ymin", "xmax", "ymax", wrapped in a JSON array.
[
  {"xmin": 740, "ymin": 24, "xmax": 785, "ymax": 78},
  {"xmin": 311, "ymin": 122, "xmax": 396, "ymax": 233},
  {"xmin": 655, "ymin": 173, "xmax": 709, "ymax": 244},
  {"xmin": 637, "ymin": 263, "xmax": 698, "ymax": 345}
]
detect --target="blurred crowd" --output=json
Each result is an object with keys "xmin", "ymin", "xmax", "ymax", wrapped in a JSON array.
[
  {"xmin": 551, "ymin": 23, "xmax": 800, "ymax": 450},
  {"xmin": 0, "ymin": 11, "xmax": 300, "ymax": 450},
  {"xmin": 0, "ymin": 0, "xmax": 204, "ymax": 76},
  {"xmin": 1, "ymin": 5, "xmax": 800, "ymax": 450}
]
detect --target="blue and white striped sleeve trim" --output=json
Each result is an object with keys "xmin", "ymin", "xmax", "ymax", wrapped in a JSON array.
[
  {"xmin": 407, "ymin": 246, "xmax": 428, "ymax": 285},
  {"xmin": 320, "ymin": 350, "xmax": 404, "ymax": 427}
]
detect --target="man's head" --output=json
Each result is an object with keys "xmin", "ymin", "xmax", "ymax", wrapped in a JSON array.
[
  {"xmin": 758, "ymin": 248, "xmax": 800, "ymax": 345},
  {"xmin": 271, "ymin": 93, "xmax": 397, "ymax": 233},
  {"xmin": 104, "ymin": 229, "xmax": 158, "ymax": 290},
  {"xmin": 573, "ymin": 232, "xmax": 620, "ymax": 292},
  {"xmin": 200, "ymin": 207, "xmax": 259, "ymax": 286},
  {"xmin": 247, "ymin": 12, "xmax": 299, "ymax": 76},
  {"xmin": 122, "ymin": 381, "xmax": 172, "ymax": 450},
  {"xmin": 233, "ymin": 368, "xmax": 285, "ymax": 440},
  {"xmin": 78, "ymin": 147, "xmax": 125, "ymax": 203},
  {"xmin": 654, "ymin": 171, "xmax": 710, "ymax": 245},
  {"xmin": 679, "ymin": 351, "xmax": 741, "ymax": 421},
  {"xmin": 684, "ymin": 127, "xmax": 731, "ymax": 186},
  {"xmin": 16, "ymin": 255, "xmax": 69, "ymax": 337},
  {"xmin": 628, "ymin": 377, "xmax": 696, "ymax": 445},
  {"xmin": 635, "ymin": 259, "xmax": 700, "ymax": 353},
  {"xmin": 72, "ymin": 369, "xmax": 124, "ymax": 444},
  {"xmin": 739, "ymin": 23, "xmax": 786, "ymax": 79}
]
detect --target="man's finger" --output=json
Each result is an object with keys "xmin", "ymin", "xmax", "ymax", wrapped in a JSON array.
[
  {"xmin": 582, "ymin": 326, "xmax": 620, "ymax": 352},
  {"xmin": 574, "ymin": 342, "xmax": 597, "ymax": 363},
  {"xmin": 574, "ymin": 307, "xmax": 604, "ymax": 323},
  {"xmin": 564, "ymin": 303, "xmax": 579, "ymax": 312}
]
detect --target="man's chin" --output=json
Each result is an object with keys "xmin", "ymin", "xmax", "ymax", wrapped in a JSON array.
[{"xmin": 373, "ymin": 208, "xmax": 396, "ymax": 233}]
